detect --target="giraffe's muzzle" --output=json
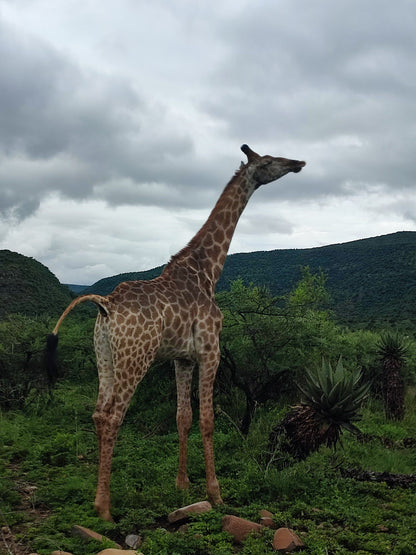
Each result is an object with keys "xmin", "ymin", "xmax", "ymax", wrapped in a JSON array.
[{"xmin": 291, "ymin": 160, "xmax": 306, "ymax": 173}]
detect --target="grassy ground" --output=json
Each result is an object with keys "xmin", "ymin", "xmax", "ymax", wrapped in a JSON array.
[{"xmin": 1, "ymin": 383, "xmax": 416, "ymax": 554}]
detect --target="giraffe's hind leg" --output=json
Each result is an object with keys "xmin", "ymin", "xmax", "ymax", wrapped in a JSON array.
[
  {"xmin": 174, "ymin": 359, "xmax": 195, "ymax": 490},
  {"xmin": 92, "ymin": 316, "xmax": 117, "ymax": 520},
  {"xmin": 92, "ymin": 316, "xmax": 161, "ymax": 521}
]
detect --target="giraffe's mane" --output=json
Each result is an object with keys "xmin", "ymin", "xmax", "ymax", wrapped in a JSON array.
[{"xmin": 164, "ymin": 163, "xmax": 248, "ymax": 271}]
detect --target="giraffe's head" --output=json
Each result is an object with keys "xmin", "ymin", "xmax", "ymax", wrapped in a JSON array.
[{"xmin": 241, "ymin": 144, "xmax": 306, "ymax": 187}]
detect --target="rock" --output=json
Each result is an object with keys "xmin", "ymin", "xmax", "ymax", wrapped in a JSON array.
[
  {"xmin": 260, "ymin": 516, "xmax": 274, "ymax": 528},
  {"xmin": 260, "ymin": 509, "xmax": 274, "ymax": 518},
  {"xmin": 96, "ymin": 550, "xmax": 139, "ymax": 555},
  {"xmin": 51, "ymin": 552, "xmax": 73, "ymax": 555},
  {"xmin": 168, "ymin": 500, "xmax": 212, "ymax": 523},
  {"xmin": 259, "ymin": 510, "xmax": 274, "ymax": 527},
  {"xmin": 222, "ymin": 515, "xmax": 263, "ymax": 543},
  {"xmin": 71, "ymin": 524, "xmax": 121, "ymax": 549},
  {"xmin": 125, "ymin": 533, "xmax": 141, "ymax": 549},
  {"xmin": 272, "ymin": 528, "xmax": 304, "ymax": 552}
]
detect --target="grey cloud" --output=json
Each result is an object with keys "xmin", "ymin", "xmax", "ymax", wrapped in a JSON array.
[
  {"xmin": 1, "ymin": 0, "xmax": 415, "ymax": 239},
  {"xmin": 0, "ymin": 19, "xmax": 205, "ymax": 217},
  {"xmin": 200, "ymin": 0, "xmax": 416, "ymax": 198},
  {"xmin": 237, "ymin": 212, "xmax": 294, "ymax": 236}
]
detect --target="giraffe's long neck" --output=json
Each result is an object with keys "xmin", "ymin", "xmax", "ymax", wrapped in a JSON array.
[{"xmin": 165, "ymin": 165, "xmax": 255, "ymax": 293}]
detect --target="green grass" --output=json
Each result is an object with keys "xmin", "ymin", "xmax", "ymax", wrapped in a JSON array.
[{"xmin": 1, "ymin": 383, "xmax": 416, "ymax": 554}]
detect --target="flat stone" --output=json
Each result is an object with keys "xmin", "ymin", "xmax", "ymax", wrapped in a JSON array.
[
  {"xmin": 125, "ymin": 533, "xmax": 141, "ymax": 549},
  {"xmin": 260, "ymin": 509, "xmax": 274, "ymax": 518},
  {"xmin": 72, "ymin": 524, "xmax": 121, "ymax": 549},
  {"xmin": 273, "ymin": 528, "xmax": 304, "ymax": 552},
  {"xmin": 260, "ymin": 516, "xmax": 274, "ymax": 528},
  {"xmin": 168, "ymin": 500, "xmax": 212, "ymax": 523},
  {"xmin": 222, "ymin": 514, "xmax": 263, "ymax": 543}
]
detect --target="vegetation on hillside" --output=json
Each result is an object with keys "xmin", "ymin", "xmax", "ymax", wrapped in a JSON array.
[{"xmin": 0, "ymin": 250, "xmax": 73, "ymax": 318}]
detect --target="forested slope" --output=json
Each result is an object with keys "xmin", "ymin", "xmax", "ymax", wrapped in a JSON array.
[
  {"xmin": 82, "ymin": 231, "xmax": 416, "ymax": 326},
  {"xmin": 0, "ymin": 250, "xmax": 73, "ymax": 318},
  {"xmin": 3, "ymin": 232, "xmax": 415, "ymax": 325}
]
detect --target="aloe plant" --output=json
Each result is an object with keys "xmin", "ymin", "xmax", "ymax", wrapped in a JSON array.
[
  {"xmin": 269, "ymin": 358, "xmax": 370, "ymax": 461},
  {"xmin": 377, "ymin": 332, "xmax": 407, "ymax": 420}
]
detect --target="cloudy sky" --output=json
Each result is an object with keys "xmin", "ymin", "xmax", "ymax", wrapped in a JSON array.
[{"xmin": 1, "ymin": 0, "xmax": 415, "ymax": 285}]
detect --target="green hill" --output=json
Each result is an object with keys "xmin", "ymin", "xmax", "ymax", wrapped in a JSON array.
[
  {"xmin": 0, "ymin": 250, "xmax": 74, "ymax": 318},
  {"xmin": 82, "ymin": 231, "xmax": 416, "ymax": 327},
  {"xmin": 3, "ymin": 232, "xmax": 415, "ymax": 326}
]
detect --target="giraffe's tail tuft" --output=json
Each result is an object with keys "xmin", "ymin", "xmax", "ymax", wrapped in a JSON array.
[
  {"xmin": 47, "ymin": 332, "xmax": 59, "ymax": 351},
  {"xmin": 46, "ymin": 333, "xmax": 59, "ymax": 387}
]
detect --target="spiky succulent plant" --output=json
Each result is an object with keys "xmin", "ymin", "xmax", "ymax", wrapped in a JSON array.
[
  {"xmin": 298, "ymin": 357, "xmax": 370, "ymax": 432},
  {"xmin": 269, "ymin": 358, "xmax": 370, "ymax": 461},
  {"xmin": 377, "ymin": 332, "xmax": 407, "ymax": 420}
]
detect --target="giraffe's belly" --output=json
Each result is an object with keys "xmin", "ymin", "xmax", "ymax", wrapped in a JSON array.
[{"xmin": 155, "ymin": 332, "xmax": 196, "ymax": 361}]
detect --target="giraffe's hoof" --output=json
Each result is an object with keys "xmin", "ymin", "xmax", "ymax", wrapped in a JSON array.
[
  {"xmin": 94, "ymin": 502, "xmax": 113, "ymax": 522},
  {"xmin": 207, "ymin": 478, "xmax": 223, "ymax": 505},
  {"xmin": 209, "ymin": 493, "xmax": 224, "ymax": 506},
  {"xmin": 98, "ymin": 509, "xmax": 113, "ymax": 522},
  {"xmin": 176, "ymin": 475, "xmax": 190, "ymax": 490}
]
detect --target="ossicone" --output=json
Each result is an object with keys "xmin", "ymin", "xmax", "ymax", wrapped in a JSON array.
[{"xmin": 241, "ymin": 144, "xmax": 261, "ymax": 162}]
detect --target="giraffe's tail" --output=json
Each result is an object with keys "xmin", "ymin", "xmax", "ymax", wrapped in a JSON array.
[
  {"xmin": 51, "ymin": 294, "xmax": 110, "ymax": 336},
  {"xmin": 46, "ymin": 294, "xmax": 110, "ymax": 383}
]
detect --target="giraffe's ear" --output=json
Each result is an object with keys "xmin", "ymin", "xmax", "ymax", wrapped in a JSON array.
[{"xmin": 241, "ymin": 144, "xmax": 261, "ymax": 162}]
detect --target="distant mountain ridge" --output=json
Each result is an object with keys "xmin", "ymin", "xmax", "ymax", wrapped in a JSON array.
[
  {"xmin": 81, "ymin": 231, "xmax": 416, "ymax": 327},
  {"xmin": 65, "ymin": 283, "xmax": 89, "ymax": 293}
]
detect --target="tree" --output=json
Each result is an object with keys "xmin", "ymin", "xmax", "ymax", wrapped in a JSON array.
[
  {"xmin": 216, "ymin": 269, "xmax": 336, "ymax": 434},
  {"xmin": 0, "ymin": 314, "xmax": 97, "ymax": 410},
  {"xmin": 0, "ymin": 314, "xmax": 51, "ymax": 408}
]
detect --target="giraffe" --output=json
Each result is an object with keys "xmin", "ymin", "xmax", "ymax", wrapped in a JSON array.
[{"xmin": 47, "ymin": 144, "xmax": 305, "ymax": 521}]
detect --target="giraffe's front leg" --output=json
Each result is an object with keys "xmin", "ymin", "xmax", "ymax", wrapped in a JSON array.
[
  {"xmin": 198, "ymin": 352, "xmax": 223, "ymax": 505},
  {"xmin": 175, "ymin": 359, "xmax": 195, "ymax": 490}
]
